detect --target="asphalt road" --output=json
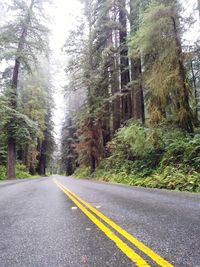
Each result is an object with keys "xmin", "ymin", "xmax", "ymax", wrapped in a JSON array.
[{"xmin": 0, "ymin": 176, "xmax": 199, "ymax": 267}]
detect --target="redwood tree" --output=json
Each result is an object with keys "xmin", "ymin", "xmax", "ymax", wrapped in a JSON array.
[{"xmin": 0, "ymin": 0, "xmax": 49, "ymax": 178}]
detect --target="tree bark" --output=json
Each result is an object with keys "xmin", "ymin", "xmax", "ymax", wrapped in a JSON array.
[
  {"xmin": 190, "ymin": 59, "xmax": 198, "ymax": 124},
  {"xmin": 131, "ymin": 59, "xmax": 145, "ymax": 123},
  {"xmin": 66, "ymin": 159, "xmax": 73, "ymax": 176},
  {"xmin": 38, "ymin": 143, "xmax": 46, "ymax": 176},
  {"xmin": 7, "ymin": 138, "xmax": 16, "ymax": 179},
  {"xmin": 130, "ymin": 0, "xmax": 145, "ymax": 123},
  {"xmin": 119, "ymin": 0, "xmax": 132, "ymax": 122},
  {"xmin": 111, "ymin": 57, "xmax": 121, "ymax": 133},
  {"xmin": 198, "ymin": 0, "xmax": 200, "ymax": 19},
  {"xmin": 6, "ymin": 0, "xmax": 35, "ymax": 179},
  {"xmin": 111, "ymin": 0, "xmax": 121, "ymax": 134},
  {"xmin": 171, "ymin": 16, "xmax": 194, "ymax": 133},
  {"xmin": 90, "ymin": 154, "xmax": 96, "ymax": 174},
  {"xmin": 86, "ymin": 1, "xmax": 97, "ymax": 174}
]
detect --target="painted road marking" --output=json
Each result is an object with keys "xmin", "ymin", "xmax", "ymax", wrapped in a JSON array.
[
  {"xmin": 54, "ymin": 179, "xmax": 150, "ymax": 267},
  {"xmin": 54, "ymin": 179, "xmax": 174, "ymax": 267}
]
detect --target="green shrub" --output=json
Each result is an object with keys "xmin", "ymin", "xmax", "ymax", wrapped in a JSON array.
[
  {"xmin": 103, "ymin": 122, "xmax": 165, "ymax": 177},
  {"xmin": 0, "ymin": 164, "xmax": 36, "ymax": 180},
  {"xmin": 16, "ymin": 164, "xmax": 31, "ymax": 179},
  {"xmin": 92, "ymin": 168, "xmax": 200, "ymax": 193},
  {"xmin": 132, "ymin": 169, "xmax": 200, "ymax": 193},
  {"xmin": 74, "ymin": 122, "xmax": 200, "ymax": 192},
  {"xmin": 73, "ymin": 166, "xmax": 90, "ymax": 178},
  {"xmin": 160, "ymin": 133, "xmax": 200, "ymax": 172},
  {"xmin": 0, "ymin": 165, "xmax": 6, "ymax": 180}
]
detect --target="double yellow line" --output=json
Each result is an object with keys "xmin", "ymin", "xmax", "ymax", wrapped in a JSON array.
[{"xmin": 53, "ymin": 179, "xmax": 173, "ymax": 267}]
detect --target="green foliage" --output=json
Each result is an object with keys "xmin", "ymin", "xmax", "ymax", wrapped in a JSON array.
[
  {"xmin": 62, "ymin": 0, "xmax": 198, "ymax": 188},
  {"xmin": 105, "ymin": 122, "xmax": 164, "ymax": 176},
  {"xmin": 92, "ymin": 167, "xmax": 200, "ymax": 193},
  {"xmin": 0, "ymin": 105, "xmax": 38, "ymax": 146},
  {"xmin": 0, "ymin": 0, "xmax": 49, "ymax": 69},
  {"xmin": 160, "ymin": 132, "xmax": 200, "ymax": 172},
  {"xmin": 76, "ymin": 122, "xmax": 200, "ymax": 192},
  {"xmin": 129, "ymin": 1, "xmax": 194, "ymax": 131},
  {"xmin": 114, "ymin": 122, "xmax": 154, "ymax": 157},
  {"xmin": 73, "ymin": 166, "xmax": 90, "ymax": 178},
  {"xmin": 0, "ymin": 131, "xmax": 7, "ymax": 165},
  {"xmin": 0, "ymin": 64, "xmax": 55, "ymax": 177},
  {"xmin": 132, "ymin": 169, "xmax": 200, "ymax": 193},
  {"xmin": 0, "ymin": 164, "xmax": 31, "ymax": 180},
  {"xmin": 15, "ymin": 164, "xmax": 31, "ymax": 179},
  {"xmin": 0, "ymin": 166, "xmax": 6, "ymax": 180}
]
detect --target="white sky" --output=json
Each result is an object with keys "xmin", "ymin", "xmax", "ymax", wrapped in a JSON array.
[{"xmin": 48, "ymin": 0, "xmax": 83, "ymax": 139}]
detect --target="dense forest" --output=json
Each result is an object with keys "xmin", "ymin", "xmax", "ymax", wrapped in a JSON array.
[
  {"xmin": 0, "ymin": 0, "xmax": 200, "ymax": 192},
  {"xmin": 60, "ymin": 0, "xmax": 200, "ymax": 192},
  {"xmin": 0, "ymin": 0, "xmax": 54, "ymax": 179}
]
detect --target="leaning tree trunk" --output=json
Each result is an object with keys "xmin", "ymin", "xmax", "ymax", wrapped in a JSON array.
[
  {"xmin": 130, "ymin": 0, "xmax": 145, "ymax": 123},
  {"xmin": 6, "ymin": 0, "xmax": 35, "ymax": 179}
]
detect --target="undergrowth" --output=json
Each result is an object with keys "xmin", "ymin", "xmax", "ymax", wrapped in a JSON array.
[
  {"xmin": 74, "ymin": 122, "xmax": 200, "ymax": 193},
  {"xmin": 0, "ymin": 164, "xmax": 32, "ymax": 180}
]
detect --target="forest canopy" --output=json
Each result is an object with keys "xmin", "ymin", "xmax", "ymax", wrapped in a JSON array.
[
  {"xmin": 0, "ymin": 0, "xmax": 54, "ymax": 179},
  {"xmin": 59, "ymin": 0, "xmax": 200, "ymax": 192},
  {"xmin": 0, "ymin": 0, "xmax": 200, "ymax": 192}
]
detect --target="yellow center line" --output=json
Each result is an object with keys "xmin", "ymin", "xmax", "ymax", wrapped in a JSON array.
[
  {"xmin": 54, "ymin": 179, "xmax": 174, "ymax": 267},
  {"xmin": 54, "ymin": 179, "xmax": 150, "ymax": 267}
]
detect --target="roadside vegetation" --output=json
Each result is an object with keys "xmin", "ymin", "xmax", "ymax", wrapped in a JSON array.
[
  {"xmin": 0, "ymin": 1, "xmax": 54, "ymax": 180},
  {"xmin": 74, "ymin": 122, "xmax": 200, "ymax": 192},
  {"xmin": 0, "ymin": 164, "xmax": 44, "ymax": 181},
  {"xmin": 60, "ymin": 0, "xmax": 200, "ymax": 193}
]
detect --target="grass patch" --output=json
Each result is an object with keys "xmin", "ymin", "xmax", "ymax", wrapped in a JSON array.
[{"xmin": 0, "ymin": 164, "xmax": 43, "ymax": 180}]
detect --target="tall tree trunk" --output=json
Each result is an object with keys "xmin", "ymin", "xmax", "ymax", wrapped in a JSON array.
[
  {"xmin": 131, "ymin": 59, "xmax": 145, "ymax": 123},
  {"xmin": 87, "ymin": 0, "xmax": 97, "ymax": 174},
  {"xmin": 66, "ymin": 159, "xmax": 73, "ymax": 176},
  {"xmin": 7, "ymin": 138, "xmax": 16, "ymax": 179},
  {"xmin": 171, "ymin": 16, "xmax": 194, "ymax": 133},
  {"xmin": 190, "ymin": 59, "xmax": 198, "ymax": 124},
  {"xmin": 118, "ymin": 0, "xmax": 132, "ymax": 122},
  {"xmin": 66, "ymin": 118, "xmax": 75, "ymax": 175},
  {"xmin": 111, "ymin": 55, "xmax": 121, "ymax": 133},
  {"xmin": 101, "ymin": 17, "xmax": 111, "ymax": 147},
  {"xmin": 130, "ymin": 0, "xmax": 145, "ymax": 123},
  {"xmin": 7, "ymin": 58, "xmax": 20, "ymax": 179},
  {"xmin": 6, "ymin": 0, "xmax": 35, "ymax": 179},
  {"xmin": 90, "ymin": 155, "xmax": 96, "ymax": 174},
  {"xmin": 38, "ymin": 139, "xmax": 46, "ymax": 176},
  {"xmin": 111, "ymin": 0, "xmax": 121, "ymax": 134},
  {"xmin": 198, "ymin": 0, "xmax": 200, "ymax": 19}
]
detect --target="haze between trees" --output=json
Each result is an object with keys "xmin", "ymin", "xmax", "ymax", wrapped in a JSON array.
[{"xmin": 0, "ymin": 0, "xmax": 200, "ymax": 192}]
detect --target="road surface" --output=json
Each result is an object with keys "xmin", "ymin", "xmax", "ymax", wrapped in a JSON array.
[{"xmin": 0, "ymin": 176, "xmax": 199, "ymax": 267}]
